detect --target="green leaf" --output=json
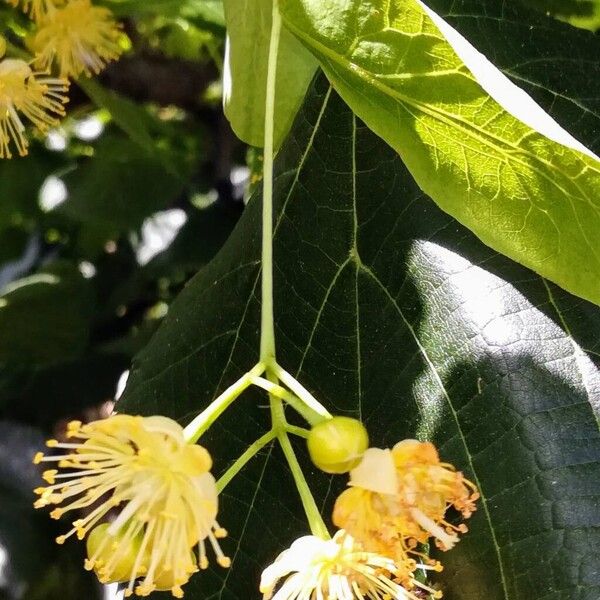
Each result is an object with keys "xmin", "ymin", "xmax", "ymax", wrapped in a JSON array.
[
  {"xmin": 5, "ymin": 354, "xmax": 129, "ymax": 427},
  {"xmin": 60, "ymin": 134, "xmax": 185, "ymax": 236},
  {"xmin": 78, "ymin": 78, "xmax": 156, "ymax": 150},
  {"xmin": 279, "ymin": 0, "xmax": 600, "ymax": 306},
  {"xmin": 517, "ymin": 0, "xmax": 600, "ymax": 31},
  {"xmin": 104, "ymin": 0, "xmax": 225, "ymax": 24},
  {"xmin": 120, "ymin": 78, "xmax": 600, "ymax": 599},
  {"xmin": 0, "ymin": 262, "xmax": 93, "ymax": 367},
  {"xmin": 222, "ymin": 0, "xmax": 318, "ymax": 148},
  {"xmin": 427, "ymin": 0, "xmax": 600, "ymax": 153},
  {"xmin": 0, "ymin": 151, "xmax": 64, "ymax": 232}
]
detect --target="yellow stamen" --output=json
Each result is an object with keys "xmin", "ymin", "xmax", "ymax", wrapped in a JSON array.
[
  {"xmin": 31, "ymin": 0, "xmax": 122, "ymax": 79},
  {"xmin": 334, "ymin": 441, "xmax": 479, "ymax": 565},
  {"xmin": 35, "ymin": 414, "xmax": 228, "ymax": 597}
]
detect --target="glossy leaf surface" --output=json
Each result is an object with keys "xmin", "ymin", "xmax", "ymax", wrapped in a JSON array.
[{"xmin": 121, "ymin": 78, "xmax": 600, "ymax": 600}]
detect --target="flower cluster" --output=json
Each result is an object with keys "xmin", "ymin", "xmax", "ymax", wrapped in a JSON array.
[
  {"xmin": 1, "ymin": 0, "xmax": 122, "ymax": 157},
  {"xmin": 34, "ymin": 415, "xmax": 229, "ymax": 598},
  {"xmin": 33, "ymin": 381, "xmax": 478, "ymax": 599},
  {"xmin": 264, "ymin": 422, "xmax": 480, "ymax": 600}
]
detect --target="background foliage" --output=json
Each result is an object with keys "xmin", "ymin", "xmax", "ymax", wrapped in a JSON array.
[{"xmin": 0, "ymin": 0, "xmax": 598, "ymax": 599}]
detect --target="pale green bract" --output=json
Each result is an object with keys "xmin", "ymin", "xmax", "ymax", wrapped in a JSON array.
[
  {"xmin": 279, "ymin": 0, "xmax": 600, "ymax": 306},
  {"xmin": 222, "ymin": 0, "xmax": 317, "ymax": 148}
]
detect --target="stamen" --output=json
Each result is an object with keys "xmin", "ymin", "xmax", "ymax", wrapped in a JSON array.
[{"xmin": 410, "ymin": 508, "xmax": 457, "ymax": 550}]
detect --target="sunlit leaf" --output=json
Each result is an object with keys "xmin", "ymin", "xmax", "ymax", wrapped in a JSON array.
[
  {"xmin": 222, "ymin": 0, "xmax": 318, "ymax": 148},
  {"xmin": 279, "ymin": 0, "xmax": 600, "ymax": 306},
  {"xmin": 427, "ymin": 0, "xmax": 600, "ymax": 152}
]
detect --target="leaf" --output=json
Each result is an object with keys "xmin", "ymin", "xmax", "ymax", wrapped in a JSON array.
[
  {"xmin": 278, "ymin": 0, "xmax": 600, "ymax": 306},
  {"xmin": 426, "ymin": 0, "xmax": 600, "ymax": 153},
  {"xmin": 78, "ymin": 78, "xmax": 156, "ymax": 150},
  {"xmin": 4, "ymin": 354, "xmax": 129, "ymax": 427},
  {"xmin": 120, "ymin": 78, "xmax": 600, "ymax": 599},
  {"xmin": 0, "ymin": 151, "xmax": 64, "ymax": 233},
  {"xmin": 60, "ymin": 134, "xmax": 186, "ymax": 236},
  {"xmin": 518, "ymin": 0, "xmax": 600, "ymax": 31},
  {"xmin": 142, "ymin": 200, "xmax": 242, "ymax": 278},
  {"xmin": 222, "ymin": 0, "xmax": 318, "ymax": 148},
  {"xmin": 105, "ymin": 0, "xmax": 225, "ymax": 25},
  {"xmin": 0, "ymin": 262, "xmax": 93, "ymax": 367}
]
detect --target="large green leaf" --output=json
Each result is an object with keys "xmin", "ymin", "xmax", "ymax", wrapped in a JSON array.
[
  {"xmin": 120, "ymin": 78, "xmax": 600, "ymax": 599},
  {"xmin": 278, "ymin": 0, "xmax": 600, "ymax": 306},
  {"xmin": 427, "ymin": 0, "xmax": 600, "ymax": 153},
  {"xmin": 222, "ymin": 0, "xmax": 318, "ymax": 148}
]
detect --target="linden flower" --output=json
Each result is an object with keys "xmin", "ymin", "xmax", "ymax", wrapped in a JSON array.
[
  {"xmin": 30, "ymin": 0, "xmax": 122, "ymax": 79},
  {"xmin": 260, "ymin": 530, "xmax": 442, "ymax": 600},
  {"xmin": 5, "ymin": 0, "xmax": 64, "ymax": 22},
  {"xmin": 333, "ymin": 441, "xmax": 479, "ymax": 565},
  {"xmin": 33, "ymin": 415, "xmax": 230, "ymax": 598},
  {"xmin": 0, "ymin": 50, "xmax": 68, "ymax": 158}
]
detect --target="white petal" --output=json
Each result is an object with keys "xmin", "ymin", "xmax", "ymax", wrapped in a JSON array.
[{"xmin": 349, "ymin": 448, "xmax": 398, "ymax": 495}]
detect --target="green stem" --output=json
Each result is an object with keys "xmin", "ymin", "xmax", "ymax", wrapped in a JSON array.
[
  {"xmin": 277, "ymin": 431, "xmax": 330, "ymax": 539},
  {"xmin": 271, "ymin": 363, "xmax": 333, "ymax": 420},
  {"xmin": 267, "ymin": 371, "xmax": 328, "ymax": 537},
  {"xmin": 285, "ymin": 424, "xmax": 311, "ymax": 439},
  {"xmin": 183, "ymin": 362, "xmax": 265, "ymax": 443},
  {"xmin": 259, "ymin": 0, "xmax": 282, "ymax": 364},
  {"xmin": 217, "ymin": 428, "xmax": 277, "ymax": 493},
  {"xmin": 251, "ymin": 376, "xmax": 325, "ymax": 426}
]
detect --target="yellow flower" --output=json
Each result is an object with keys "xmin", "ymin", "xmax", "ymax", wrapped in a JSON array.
[
  {"xmin": 0, "ymin": 48, "xmax": 68, "ymax": 158},
  {"xmin": 5, "ymin": 0, "xmax": 62, "ymax": 22},
  {"xmin": 333, "ymin": 441, "xmax": 479, "ymax": 565},
  {"xmin": 33, "ymin": 415, "xmax": 230, "ymax": 598},
  {"xmin": 260, "ymin": 530, "xmax": 442, "ymax": 600},
  {"xmin": 30, "ymin": 0, "xmax": 122, "ymax": 79}
]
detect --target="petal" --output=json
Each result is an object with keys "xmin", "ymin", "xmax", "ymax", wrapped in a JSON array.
[{"xmin": 349, "ymin": 448, "xmax": 398, "ymax": 495}]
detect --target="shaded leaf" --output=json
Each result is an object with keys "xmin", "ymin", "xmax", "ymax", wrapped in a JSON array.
[
  {"xmin": 143, "ymin": 200, "xmax": 242, "ymax": 278},
  {"xmin": 0, "ymin": 262, "xmax": 92, "ymax": 367},
  {"xmin": 4, "ymin": 354, "xmax": 129, "ymax": 427},
  {"xmin": 79, "ymin": 78, "xmax": 156, "ymax": 150},
  {"xmin": 279, "ymin": 0, "xmax": 600, "ymax": 306},
  {"xmin": 121, "ymin": 78, "xmax": 600, "ymax": 600},
  {"xmin": 0, "ymin": 151, "xmax": 64, "ymax": 232},
  {"xmin": 517, "ymin": 0, "xmax": 600, "ymax": 30},
  {"xmin": 60, "ymin": 135, "xmax": 185, "ymax": 235}
]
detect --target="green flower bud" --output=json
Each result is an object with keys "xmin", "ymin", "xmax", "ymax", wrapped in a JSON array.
[
  {"xmin": 307, "ymin": 416, "xmax": 369, "ymax": 474},
  {"xmin": 86, "ymin": 522, "xmax": 143, "ymax": 583}
]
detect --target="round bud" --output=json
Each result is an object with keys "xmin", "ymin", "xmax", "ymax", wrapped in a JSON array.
[
  {"xmin": 152, "ymin": 551, "xmax": 196, "ymax": 592},
  {"xmin": 307, "ymin": 416, "xmax": 369, "ymax": 474},
  {"xmin": 86, "ymin": 523, "xmax": 143, "ymax": 583}
]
